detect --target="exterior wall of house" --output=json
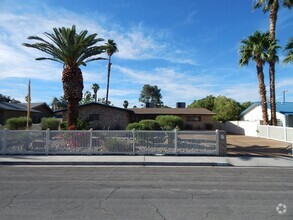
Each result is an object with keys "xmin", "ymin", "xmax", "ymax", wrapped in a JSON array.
[
  {"xmin": 0, "ymin": 110, "xmax": 40, "ymax": 125},
  {"xmin": 241, "ymin": 106, "xmax": 286, "ymax": 126},
  {"xmin": 56, "ymin": 105, "xmax": 132, "ymax": 130}
]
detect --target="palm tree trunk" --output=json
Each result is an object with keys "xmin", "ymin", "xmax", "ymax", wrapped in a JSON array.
[
  {"xmin": 106, "ymin": 57, "xmax": 111, "ymax": 105},
  {"xmin": 269, "ymin": 61, "xmax": 277, "ymax": 125},
  {"xmin": 269, "ymin": 1, "xmax": 279, "ymax": 126},
  {"xmin": 62, "ymin": 66, "xmax": 83, "ymax": 128},
  {"xmin": 257, "ymin": 63, "xmax": 269, "ymax": 125},
  {"xmin": 94, "ymin": 91, "xmax": 97, "ymax": 103}
]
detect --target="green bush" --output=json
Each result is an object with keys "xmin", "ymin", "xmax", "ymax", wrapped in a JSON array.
[
  {"xmin": 139, "ymin": 120, "xmax": 161, "ymax": 130},
  {"xmin": 126, "ymin": 122, "xmax": 147, "ymax": 130},
  {"xmin": 155, "ymin": 115, "xmax": 184, "ymax": 130},
  {"xmin": 60, "ymin": 121, "xmax": 68, "ymax": 130},
  {"xmin": 5, "ymin": 117, "xmax": 31, "ymax": 130},
  {"xmin": 40, "ymin": 118, "xmax": 60, "ymax": 130}
]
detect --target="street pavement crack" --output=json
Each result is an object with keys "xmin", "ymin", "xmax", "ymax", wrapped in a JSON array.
[{"xmin": 149, "ymin": 201, "xmax": 166, "ymax": 220}]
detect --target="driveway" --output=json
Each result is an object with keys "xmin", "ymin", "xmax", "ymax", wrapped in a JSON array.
[{"xmin": 227, "ymin": 134, "xmax": 292, "ymax": 157}]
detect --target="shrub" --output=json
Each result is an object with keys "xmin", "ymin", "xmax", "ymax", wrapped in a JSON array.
[
  {"xmin": 40, "ymin": 118, "xmax": 60, "ymax": 130},
  {"xmin": 126, "ymin": 122, "xmax": 147, "ymax": 130},
  {"xmin": 156, "ymin": 115, "xmax": 184, "ymax": 130},
  {"xmin": 60, "ymin": 121, "xmax": 68, "ymax": 130},
  {"xmin": 5, "ymin": 117, "xmax": 31, "ymax": 130},
  {"xmin": 205, "ymin": 123, "xmax": 213, "ymax": 130},
  {"xmin": 139, "ymin": 120, "xmax": 161, "ymax": 130}
]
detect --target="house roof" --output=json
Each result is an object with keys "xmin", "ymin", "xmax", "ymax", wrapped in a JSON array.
[
  {"xmin": 54, "ymin": 102, "xmax": 133, "ymax": 113},
  {"xmin": 240, "ymin": 102, "xmax": 293, "ymax": 117},
  {"xmin": 0, "ymin": 102, "xmax": 40, "ymax": 113},
  {"xmin": 20, "ymin": 102, "xmax": 53, "ymax": 114},
  {"xmin": 130, "ymin": 107, "xmax": 215, "ymax": 115}
]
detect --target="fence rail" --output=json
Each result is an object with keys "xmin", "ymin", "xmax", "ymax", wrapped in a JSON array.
[
  {"xmin": 0, "ymin": 129, "xmax": 226, "ymax": 156},
  {"xmin": 257, "ymin": 125, "xmax": 293, "ymax": 143}
]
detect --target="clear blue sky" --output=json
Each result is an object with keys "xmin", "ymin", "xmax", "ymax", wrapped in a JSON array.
[{"xmin": 0, "ymin": 0, "xmax": 292, "ymax": 108}]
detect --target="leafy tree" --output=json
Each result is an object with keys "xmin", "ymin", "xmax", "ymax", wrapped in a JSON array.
[
  {"xmin": 51, "ymin": 96, "xmax": 67, "ymax": 110},
  {"xmin": 104, "ymin": 39, "xmax": 118, "ymax": 105},
  {"xmin": 188, "ymin": 95, "xmax": 215, "ymax": 111},
  {"xmin": 123, "ymin": 100, "xmax": 129, "ymax": 109},
  {"xmin": 213, "ymin": 96, "xmax": 242, "ymax": 122},
  {"xmin": 284, "ymin": 37, "xmax": 293, "ymax": 63},
  {"xmin": 98, "ymin": 97, "xmax": 111, "ymax": 105},
  {"xmin": 92, "ymin": 83, "xmax": 100, "ymax": 103},
  {"xmin": 139, "ymin": 84, "xmax": 163, "ymax": 107},
  {"xmin": 80, "ymin": 91, "xmax": 94, "ymax": 104},
  {"xmin": 253, "ymin": 0, "xmax": 293, "ymax": 125},
  {"xmin": 239, "ymin": 31, "xmax": 279, "ymax": 125},
  {"xmin": 240, "ymin": 101, "xmax": 253, "ymax": 112},
  {"xmin": 0, "ymin": 94, "xmax": 20, "ymax": 103},
  {"xmin": 23, "ymin": 25, "xmax": 105, "ymax": 128}
]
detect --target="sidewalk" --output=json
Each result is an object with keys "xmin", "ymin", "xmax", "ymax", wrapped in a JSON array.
[{"xmin": 1, "ymin": 155, "xmax": 293, "ymax": 167}]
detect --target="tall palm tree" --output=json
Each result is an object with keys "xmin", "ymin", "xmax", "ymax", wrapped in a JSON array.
[
  {"xmin": 104, "ymin": 39, "xmax": 118, "ymax": 105},
  {"xmin": 253, "ymin": 0, "xmax": 293, "ymax": 125},
  {"xmin": 23, "ymin": 25, "xmax": 105, "ymax": 128},
  {"xmin": 239, "ymin": 31, "xmax": 277, "ymax": 125},
  {"xmin": 92, "ymin": 83, "xmax": 100, "ymax": 102},
  {"xmin": 284, "ymin": 37, "xmax": 293, "ymax": 63}
]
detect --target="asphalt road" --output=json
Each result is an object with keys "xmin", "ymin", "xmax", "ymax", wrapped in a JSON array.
[{"xmin": 0, "ymin": 166, "xmax": 293, "ymax": 220}]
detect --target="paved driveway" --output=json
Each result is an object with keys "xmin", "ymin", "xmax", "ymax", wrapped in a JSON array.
[{"xmin": 227, "ymin": 134, "xmax": 292, "ymax": 157}]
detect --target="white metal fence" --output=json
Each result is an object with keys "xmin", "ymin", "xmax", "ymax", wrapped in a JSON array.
[
  {"xmin": 0, "ymin": 129, "xmax": 225, "ymax": 156},
  {"xmin": 257, "ymin": 125, "xmax": 293, "ymax": 143}
]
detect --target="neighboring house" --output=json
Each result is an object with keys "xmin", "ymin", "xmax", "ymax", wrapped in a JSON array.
[
  {"xmin": 240, "ymin": 102, "xmax": 293, "ymax": 127},
  {"xmin": 54, "ymin": 102, "xmax": 133, "ymax": 130},
  {"xmin": 131, "ymin": 107, "xmax": 215, "ymax": 130},
  {"xmin": 0, "ymin": 102, "xmax": 40, "ymax": 125},
  {"xmin": 20, "ymin": 102, "xmax": 54, "ymax": 123},
  {"xmin": 54, "ymin": 102, "xmax": 215, "ymax": 130}
]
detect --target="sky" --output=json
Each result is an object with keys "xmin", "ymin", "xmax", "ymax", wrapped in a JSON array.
[{"xmin": 0, "ymin": 0, "xmax": 292, "ymax": 108}]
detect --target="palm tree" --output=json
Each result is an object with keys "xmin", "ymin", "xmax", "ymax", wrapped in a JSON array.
[
  {"xmin": 92, "ymin": 83, "xmax": 100, "ymax": 102},
  {"xmin": 253, "ymin": 0, "xmax": 293, "ymax": 125},
  {"xmin": 284, "ymin": 37, "xmax": 293, "ymax": 63},
  {"xmin": 23, "ymin": 25, "xmax": 105, "ymax": 128},
  {"xmin": 123, "ymin": 100, "xmax": 129, "ymax": 109},
  {"xmin": 239, "ymin": 31, "xmax": 276, "ymax": 125},
  {"xmin": 104, "ymin": 39, "xmax": 118, "ymax": 105}
]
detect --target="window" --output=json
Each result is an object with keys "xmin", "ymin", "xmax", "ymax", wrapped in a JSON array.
[{"xmin": 187, "ymin": 115, "xmax": 201, "ymax": 122}]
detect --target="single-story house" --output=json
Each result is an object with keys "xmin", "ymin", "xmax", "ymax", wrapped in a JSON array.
[
  {"xmin": 54, "ymin": 102, "xmax": 215, "ymax": 130},
  {"xmin": 131, "ymin": 107, "xmax": 215, "ymax": 130},
  {"xmin": 20, "ymin": 102, "xmax": 54, "ymax": 123},
  {"xmin": 240, "ymin": 102, "xmax": 293, "ymax": 127},
  {"xmin": 0, "ymin": 102, "xmax": 40, "ymax": 125},
  {"xmin": 54, "ymin": 102, "xmax": 133, "ymax": 130}
]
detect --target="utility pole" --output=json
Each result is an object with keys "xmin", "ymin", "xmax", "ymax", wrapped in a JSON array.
[
  {"xmin": 25, "ymin": 79, "xmax": 31, "ymax": 130},
  {"xmin": 282, "ymin": 90, "xmax": 288, "ymax": 104}
]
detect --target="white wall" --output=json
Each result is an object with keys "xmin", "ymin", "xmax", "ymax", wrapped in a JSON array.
[
  {"xmin": 223, "ymin": 121, "xmax": 258, "ymax": 137},
  {"xmin": 242, "ymin": 106, "xmax": 286, "ymax": 126}
]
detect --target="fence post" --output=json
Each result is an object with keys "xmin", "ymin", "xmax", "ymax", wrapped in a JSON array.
[
  {"xmin": 2, "ymin": 128, "xmax": 7, "ymax": 155},
  {"xmin": 174, "ymin": 129, "xmax": 178, "ymax": 155},
  {"xmin": 45, "ymin": 129, "xmax": 50, "ymax": 155},
  {"xmin": 216, "ymin": 129, "xmax": 220, "ymax": 155},
  {"xmin": 132, "ymin": 129, "xmax": 135, "ymax": 155},
  {"xmin": 89, "ymin": 128, "xmax": 93, "ymax": 155}
]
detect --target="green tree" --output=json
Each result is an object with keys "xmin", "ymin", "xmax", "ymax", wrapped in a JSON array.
[
  {"xmin": 98, "ymin": 97, "xmax": 111, "ymax": 105},
  {"xmin": 284, "ymin": 37, "xmax": 293, "ymax": 63},
  {"xmin": 92, "ymin": 83, "xmax": 100, "ymax": 103},
  {"xmin": 240, "ymin": 101, "xmax": 253, "ymax": 112},
  {"xmin": 139, "ymin": 84, "xmax": 163, "ymax": 107},
  {"xmin": 253, "ymin": 0, "xmax": 293, "ymax": 125},
  {"xmin": 188, "ymin": 95, "xmax": 215, "ymax": 111},
  {"xmin": 23, "ymin": 25, "xmax": 105, "ymax": 128},
  {"xmin": 213, "ymin": 96, "xmax": 242, "ymax": 122},
  {"xmin": 51, "ymin": 96, "xmax": 67, "ymax": 110},
  {"xmin": 80, "ymin": 91, "xmax": 94, "ymax": 104},
  {"xmin": 104, "ymin": 39, "xmax": 119, "ymax": 105},
  {"xmin": 0, "ymin": 94, "xmax": 20, "ymax": 103},
  {"xmin": 239, "ymin": 31, "xmax": 279, "ymax": 125},
  {"xmin": 123, "ymin": 100, "xmax": 129, "ymax": 109}
]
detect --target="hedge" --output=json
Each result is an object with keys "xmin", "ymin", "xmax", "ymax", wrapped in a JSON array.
[
  {"xmin": 155, "ymin": 115, "xmax": 184, "ymax": 130},
  {"xmin": 5, "ymin": 117, "xmax": 32, "ymax": 130},
  {"xmin": 40, "ymin": 118, "xmax": 60, "ymax": 130}
]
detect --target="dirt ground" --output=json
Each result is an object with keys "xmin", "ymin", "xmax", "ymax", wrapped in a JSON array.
[{"xmin": 226, "ymin": 134, "xmax": 292, "ymax": 157}]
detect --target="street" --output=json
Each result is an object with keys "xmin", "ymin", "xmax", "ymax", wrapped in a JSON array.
[{"xmin": 0, "ymin": 166, "xmax": 293, "ymax": 220}]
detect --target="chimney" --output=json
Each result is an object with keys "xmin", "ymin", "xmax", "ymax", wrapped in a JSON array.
[{"xmin": 176, "ymin": 102, "xmax": 186, "ymax": 108}]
